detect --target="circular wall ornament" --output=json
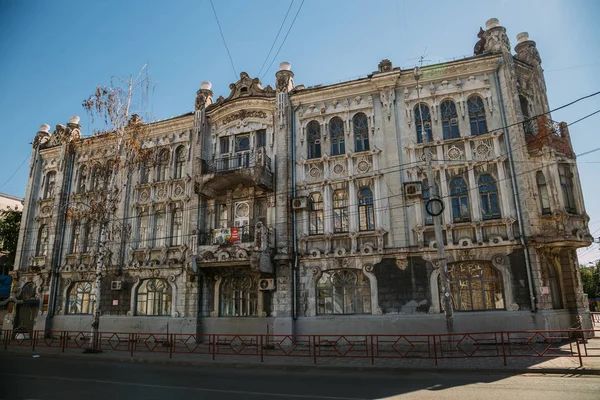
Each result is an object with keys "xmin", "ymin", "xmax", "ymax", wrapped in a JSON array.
[
  {"xmin": 140, "ymin": 190, "xmax": 149, "ymax": 201},
  {"xmin": 357, "ymin": 160, "xmax": 370, "ymax": 173},
  {"xmin": 157, "ymin": 189, "xmax": 166, "ymax": 198},
  {"xmin": 446, "ymin": 146, "xmax": 463, "ymax": 161},
  {"xmin": 309, "ymin": 167, "xmax": 321, "ymax": 178},
  {"xmin": 474, "ymin": 142, "xmax": 491, "ymax": 159},
  {"xmin": 174, "ymin": 185, "xmax": 184, "ymax": 196},
  {"xmin": 333, "ymin": 163, "xmax": 345, "ymax": 174}
]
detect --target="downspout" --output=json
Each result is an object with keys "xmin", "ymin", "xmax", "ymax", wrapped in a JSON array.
[
  {"xmin": 291, "ymin": 102, "xmax": 301, "ymax": 320},
  {"xmin": 495, "ymin": 58, "xmax": 536, "ymax": 312},
  {"xmin": 46, "ymin": 145, "xmax": 75, "ymax": 329}
]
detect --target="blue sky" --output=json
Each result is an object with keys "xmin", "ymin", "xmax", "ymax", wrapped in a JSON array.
[{"xmin": 0, "ymin": 0, "xmax": 599, "ymax": 262}]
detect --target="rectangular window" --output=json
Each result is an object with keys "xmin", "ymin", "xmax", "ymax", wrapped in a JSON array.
[
  {"xmin": 154, "ymin": 209, "xmax": 166, "ymax": 247},
  {"xmin": 139, "ymin": 212, "xmax": 149, "ymax": 248},
  {"xmin": 171, "ymin": 207, "xmax": 183, "ymax": 246},
  {"xmin": 558, "ymin": 164, "xmax": 576, "ymax": 214},
  {"xmin": 220, "ymin": 137, "xmax": 230, "ymax": 154},
  {"xmin": 256, "ymin": 129, "xmax": 266, "ymax": 147}
]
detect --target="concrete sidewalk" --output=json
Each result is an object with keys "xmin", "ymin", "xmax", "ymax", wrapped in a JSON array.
[{"xmin": 4, "ymin": 339, "xmax": 600, "ymax": 375}]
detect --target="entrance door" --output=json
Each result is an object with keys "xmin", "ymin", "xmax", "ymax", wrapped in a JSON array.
[{"xmin": 15, "ymin": 302, "xmax": 39, "ymax": 332}]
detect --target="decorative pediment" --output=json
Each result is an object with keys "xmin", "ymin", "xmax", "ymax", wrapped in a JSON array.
[{"xmin": 213, "ymin": 72, "xmax": 275, "ymax": 106}]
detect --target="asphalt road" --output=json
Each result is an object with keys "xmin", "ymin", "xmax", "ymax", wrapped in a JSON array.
[{"xmin": 0, "ymin": 353, "xmax": 599, "ymax": 400}]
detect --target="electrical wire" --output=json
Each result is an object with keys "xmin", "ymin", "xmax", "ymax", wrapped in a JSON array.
[
  {"xmin": 256, "ymin": 1, "xmax": 295, "ymax": 79},
  {"xmin": 260, "ymin": 0, "xmax": 305, "ymax": 81},
  {"xmin": 209, "ymin": 0, "xmax": 237, "ymax": 79},
  {"xmin": 0, "ymin": 153, "xmax": 30, "ymax": 192}
]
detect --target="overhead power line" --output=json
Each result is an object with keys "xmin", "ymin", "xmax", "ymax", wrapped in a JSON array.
[
  {"xmin": 260, "ymin": 0, "xmax": 305, "ymax": 81},
  {"xmin": 0, "ymin": 153, "xmax": 30, "ymax": 191},
  {"xmin": 209, "ymin": 0, "xmax": 237, "ymax": 79},
  {"xmin": 257, "ymin": 1, "xmax": 295, "ymax": 78}
]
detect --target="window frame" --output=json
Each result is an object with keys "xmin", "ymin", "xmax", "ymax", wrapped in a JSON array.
[
  {"xmin": 67, "ymin": 281, "xmax": 95, "ymax": 314},
  {"xmin": 44, "ymin": 171, "xmax": 56, "ymax": 199},
  {"xmin": 440, "ymin": 100, "xmax": 460, "ymax": 140},
  {"xmin": 536, "ymin": 171, "xmax": 551, "ymax": 215},
  {"xmin": 136, "ymin": 279, "xmax": 172, "ymax": 316},
  {"xmin": 77, "ymin": 165, "xmax": 87, "ymax": 193},
  {"xmin": 329, "ymin": 117, "xmax": 345, "ymax": 156},
  {"xmin": 173, "ymin": 146, "xmax": 186, "ymax": 179},
  {"xmin": 478, "ymin": 174, "xmax": 501, "ymax": 220},
  {"xmin": 220, "ymin": 275, "xmax": 258, "ymax": 317},
  {"xmin": 153, "ymin": 208, "xmax": 166, "ymax": 247},
  {"xmin": 170, "ymin": 206, "xmax": 183, "ymax": 246},
  {"xmin": 316, "ymin": 269, "xmax": 372, "ymax": 315},
  {"xmin": 450, "ymin": 176, "xmax": 470, "ymax": 222},
  {"xmin": 307, "ymin": 121, "xmax": 322, "ymax": 159},
  {"xmin": 558, "ymin": 164, "xmax": 577, "ymax": 214},
  {"xmin": 333, "ymin": 189, "xmax": 349, "ymax": 233},
  {"xmin": 353, "ymin": 113, "xmax": 370, "ymax": 152},
  {"xmin": 36, "ymin": 224, "xmax": 49, "ymax": 256},
  {"xmin": 155, "ymin": 149, "xmax": 170, "ymax": 182},
  {"xmin": 358, "ymin": 187, "xmax": 375, "ymax": 231},
  {"xmin": 467, "ymin": 95, "xmax": 488, "ymax": 136},
  {"xmin": 309, "ymin": 192, "xmax": 324, "ymax": 235},
  {"xmin": 445, "ymin": 261, "xmax": 505, "ymax": 311},
  {"xmin": 414, "ymin": 103, "xmax": 433, "ymax": 144}
]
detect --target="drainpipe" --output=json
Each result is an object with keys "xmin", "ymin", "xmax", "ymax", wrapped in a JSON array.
[
  {"xmin": 46, "ymin": 146, "xmax": 75, "ymax": 329},
  {"xmin": 494, "ymin": 58, "xmax": 536, "ymax": 312},
  {"xmin": 290, "ymin": 103, "xmax": 301, "ymax": 320}
]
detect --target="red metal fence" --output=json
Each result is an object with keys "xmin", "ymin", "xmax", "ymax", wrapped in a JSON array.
[
  {"xmin": 591, "ymin": 312, "xmax": 600, "ymax": 326},
  {"xmin": 3, "ymin": 329, "xmax": 599, "ymax": 367}
]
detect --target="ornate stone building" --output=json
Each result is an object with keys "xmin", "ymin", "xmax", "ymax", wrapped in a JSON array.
[{"xmin": 4, "ymin": 18, "xmax": 593, "ymax": 335}]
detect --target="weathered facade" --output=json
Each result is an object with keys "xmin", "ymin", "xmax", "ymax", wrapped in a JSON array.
[{"xmin": 4, "ymin": 18, "xmax": 593, "ymax": 335}]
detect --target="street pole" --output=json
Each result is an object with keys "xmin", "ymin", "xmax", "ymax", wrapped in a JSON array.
[{"xmin": 414, "ymin": 66, "xmax": 454, "ymax": 333}]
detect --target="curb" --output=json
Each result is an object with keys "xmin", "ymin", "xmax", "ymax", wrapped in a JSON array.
[{"xmin": 4, "ymin": 349, "xmax": 600, "ymax": 376}]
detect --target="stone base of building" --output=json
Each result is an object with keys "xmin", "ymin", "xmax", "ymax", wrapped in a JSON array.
[{"xmin": 20, "ymin": 309, "xmax": 591, "ymax": 335}]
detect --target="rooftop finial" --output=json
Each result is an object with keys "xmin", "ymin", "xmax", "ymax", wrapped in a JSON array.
[{"xmin": 485, "ymin": 18, "xmax": 499, "ymax": 29}]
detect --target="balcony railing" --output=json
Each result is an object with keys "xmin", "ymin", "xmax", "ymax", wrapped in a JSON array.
[
  {"xmin": 198, "ymin": 226, "xmax": 255, "ymax": 246},
  {"xmin": 524, "ymin": 115, "xmax": 573, "ymax": 157},
  {"xmin": 202, "ymin": 149, "xmax": 272, "ymax": 175}
]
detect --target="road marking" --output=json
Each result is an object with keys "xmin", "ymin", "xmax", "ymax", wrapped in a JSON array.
[{"xmin": 1, "ymin": 373, "xmax": 367, "ymax": 400}]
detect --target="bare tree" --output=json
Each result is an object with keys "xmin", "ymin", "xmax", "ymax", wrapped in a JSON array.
[{"xmin": 71, "ymin": 66, "xmax": 153, "ymax": 350}]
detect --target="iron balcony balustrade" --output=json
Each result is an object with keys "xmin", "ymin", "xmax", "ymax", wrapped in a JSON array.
[
  {"xmin": 199, "ymin": 148, "xmax": 274, "ymax": 192},
  {"xmin": 197, "ymin": 225, "xmax": 256, "ymax": 246}
]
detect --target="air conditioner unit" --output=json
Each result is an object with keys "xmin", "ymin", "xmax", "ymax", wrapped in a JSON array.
[
  {"xmin": 111, "ymin": 281, "xmax": 122, "ymax": 290},
  {"xmin": 258, "ymin": 278, "xmax": 275, "ymax": 291},
  {"xmin": 292, "ymin": 197, "xmax": 308, "ymax": 210},
  {"xmin": 404, "ymin": 182, "xmax": 423, "ymax": 197}
]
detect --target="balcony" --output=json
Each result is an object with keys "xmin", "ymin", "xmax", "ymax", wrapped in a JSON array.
[
  {"xmin": 195, "ymin": 223, "xmax": 273, "ymax": 273},
  {"xmin": 524, "ymin": 115, "xmax": 573, "ymax": 157},
  {"xmin": 198, "ymin": 148, "xmax": 273, "ymax": 194}
]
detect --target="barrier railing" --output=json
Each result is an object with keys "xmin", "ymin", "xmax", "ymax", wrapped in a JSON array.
[
  {"xmin": 591, "ymin": 312, "xmax": 600, "ymax": 326},
  {"xmin": 3, "ymin": 329, "xmax": 598, "ymax": 367}
]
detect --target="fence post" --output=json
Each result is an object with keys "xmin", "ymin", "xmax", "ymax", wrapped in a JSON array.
[
  {"xmin": 574, "ymin": 330, "xmax": 583, "ymax": 368},
  {"xmin": 370, "ymin": 335, "xmax": 374, "ymax": 365},
  {"xmin": 260, "ymin": 334, "xmax": 264, "ymax": 363},
  {"xmin": 313, "ymin": 335, "xmax": 317, "ymax": 364},
  {"xmin": 169, "ymin": 334, "xmax": 173, "ymax": 359},
  {"xmin": 129, "ymin": 333, "xmax": 134, "ymax": 357},
  {"xmin": 212, "ymin": 334, "xmax": 216, "ymax": 361},
  {"xmin": 32, "ymin": 331, "xmax": 36, "ymax": 351},
  {"xmin": 61, "ymin": 331, "xmax": 66, "ymax": 353},
  {"xmin": 433, "ymin": 335, "xmax": 438, "ymax": 366},
  {"xmin": 500, "ymin": 332, "xmax": 507, "ymax": 366}
]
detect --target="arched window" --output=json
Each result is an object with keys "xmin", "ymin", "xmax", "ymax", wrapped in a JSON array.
[
  {"xmin": 140, "ymin": 160, "xmax": 150, "ymax": 184},
  {"xmin": 70, "ymin": 222, "xmax": 80, "ymax": 253},
  {"xmin": 77, "ymin": 165, "xmax": 87, "ymax": 193},
  {"xmin": 317, "ymin": 269, "xmax": 371, "ymax": 314},
  {"xmin": 558, "ymin": 164, "xmax": 576, "ymax": 214},
  {"xmin": 170, "ymin": 206, "xmax": 183, "ymax": 246},
  {"xmin": 44, "ymin": 171, "xmax": 56, "ymax": 199},
  {"xmin": 139, "ymin": 211, "xmax": 149, "ymax": 247},
  {"xmin": 91, "ymin": 164, "xmax": 103, "ymax": 191},
  {"xmin": 36, "ymin": 224, "xmax": 48, "ymax": 256},
  {"xmin": 468, "ymin": 95, "xmax": 488, "ymax": 135},
  {"xmin": 441, "ymin": 100, "xmax": 460, "ymax": 139},
  {"xmin": 536, "ymin": 171, "xmax": 551, "ymax": 215},
  {"xmin": 333, "ymin": 189, "xmax": 349, "ymax": 233},
  {"xmin": 330, "ymin": 117, "xmax": 345, "ymax": 156},
  {"xmin": 353, "ymin": 113, "xmax": 369, "ymax": 152},
  {"xmin": 136, "ymin": 279, "xmax": 172, "ymax": 316},
  {"xmin": 478, "ymin": 174, "xmax": 500, "ymax": 220},
  {"xmin": 82, "ymin": 222, "xmax": 97, "ymax": 253},
  {"xmin": 520, "ymin": 95, "xmax": 535, "ymax": 137},
  {"xmin": 309, "ymin": 192, "xmax": 324, "ymax": 235},
  {"xmin": 220, "ymin": 275, "xmax": 258, "ymax": 317},
  {"xmin": 414, "ymin": 103, "xmax": 433, "ymax": 143},
  {"xmin": 153, "ymin": 209, "xmax": 166, "ymax": 247},
  {"xmin": 307, "ymin": 121, "xmax": 321, "ymax": 159},
  {"xmin": 67, "ymin": 281, "xmax": 95, "ymax": 314},
  {"xmin": 519, "ymin": 95, "xmax": 530, "ymax": 119},
  {"xmin": 450, "ymin": 176, "xmax": 470, "ymax": 222},
  {"xmin": 174, "ymin": 146, "xmax": 186, "ymax": 179},
  {"xmin": 444, "ymin": 261, "xmax": 504, "ymax": 311},
  {"xmin": 155, "ymin": 149, "xmax": 169, "ymax": 181},
  {"xmin": 358, "ymin": 187, "xmax": 375, "ymax": 231},
  {"xmin": 105, "ymin": 160, "xmax": 115, "ymax": 188}
]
